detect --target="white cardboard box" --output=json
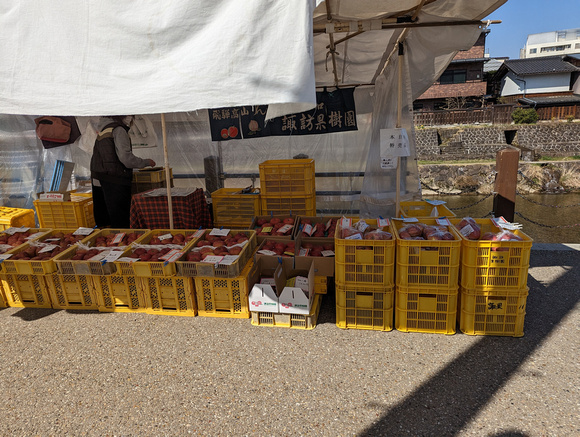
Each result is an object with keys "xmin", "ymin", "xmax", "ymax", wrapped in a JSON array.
[
  {"xmin": 277, "ymin": 261, "xmax": 315, "ymax": 315},
  {"xmin": 248, "ymin": 283, "xmax": 279, "ymax": 313}
]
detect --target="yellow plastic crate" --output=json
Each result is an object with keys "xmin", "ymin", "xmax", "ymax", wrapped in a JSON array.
[
  {"xmin": 398, "ymin": 201, "xmax": 456, "ymax": 218},
  {"xmin": 1, "ymin": 229, "xmax": 89, "ymax": 275},
  {"xmin": 459, "ymin": 286, "xmax": 528, "ymax": 337},
  {"xmin": 211, "ymin": 188, "xmax": 261, "ymax": 228},
  {"xmin": 116, "ymin": 229, "xmax": 200, "ymax": 277},
  {"xmin": 140, "ymin": 276, "xmax": 197, "ymax": 316},
  {"xmin": 0, "ymin": 273, "xmax": 52, "ymax": 308},
  {"xmin": 394, "ymin": 218, "xmax": 461, "ymax": 289},
  {"xmin": 259, "ymin": 159, "xmax": 315, "ymax": 196},
  {"xmin": 34, "ymin": 193, "xmax": 95, "ymax": 228},
  {"xmin": 0, "ymin": 207, "xmax": 36, "ymax": 231},
  {"xmin": 314, "ymin": 275, "xmax": 330, "ymax": 295},
  {"xmin": 335, "ymin": 284, "xmax": 393, "ymax": 331},
  {"xmin": 0, "ymin": 228, "xmax": 52, "ymax": 255},
  {"xmin": 194, "ymin": 260, "xmax": 256, "ymax": 318},
  {"xmin": 260, "ymin": 193, "xmax": 316, "ymax": 217},
  {"xmin": 55, "ymin": 229, "xmax": 150, "ymax": 276},
  {"xmin": 132, "ymin": 167, "xmax": 173, "ymax": 183},
  {"xmin": 176, "ymin": 229, "xmax": 257, "ymax": 278},
  {"xmin": 251, "ymin": 293, "xmax": 322, "ymax": 330},
  {"xmin": 335, "ymin": 219, "xmax": 395, "ymax": 288},
  {"xmin": 395, "ymin": 286, "xmax": 458, "ymax": 335},
  {"xmin": 92, "ymin": 274, "xmax": 146, "ymax": 313},
  {"xmin": 450, "ymin": 218, "xmax": 533, "ymax": 290},
  {"xmin": 45, "ymin": 273, "xmax": 99, "ymax": 310},
  {"xmin": 0, "ymin": 280, "xmax": 6, "ymax": 308}
]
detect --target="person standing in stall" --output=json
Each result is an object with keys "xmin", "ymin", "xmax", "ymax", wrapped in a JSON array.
[{"xmin": 90, "ymin": 115, "xmax": 156, "ymax": 228}]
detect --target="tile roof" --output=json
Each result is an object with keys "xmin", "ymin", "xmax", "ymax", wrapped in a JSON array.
[
  {"xmin": 519, "ymin": 94, "xmax": 580, "ymax": 106},
  {"xmin": 503, "ymin": 56, "xmax": 580, "ymax": 76}
]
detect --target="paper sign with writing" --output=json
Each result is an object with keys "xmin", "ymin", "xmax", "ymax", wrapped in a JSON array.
[
  {"xmin": 345, "ymin": 233, "xmax": 362, "ymax": 240},
  {"xmin": 425, "ymin": 199, "xmax": 447, "ymax": 206},
  {"xmin": 73, "ymin": 227, "xmax": 95, "ymax": 236},
  {"xmin": 3, "ymin": 227, "xmax": 30, "ymax": 235},
  {"xmin": 193, "ymin": 229, "xmax": 206, "ymax": 239},
  {"xmin": 102, "ymin": 251, "xmax": 124, "ymax": 263},
  {"xmin": 380, "ymin": 157, "xmax": 398, "ymax": 169},
  {"xmin": 209, "ymin": 228, "xmax": 230, "ymax": 237},
  {"xmin": 436, "ymin": 218, "xmax": 451, "ymax": 226},
  {"xmin": 201, "ymin": 255, "xmax": 224, "ymax": 264},
  {"xmin": 299, "ymin": 248, "xmax": 310, "ymax": 256},
  {"xmin": 111, "ymin": 233, "xmax": 125, "ymax": 244},
  {"xmin": 219, "ymin": 255, "xmax": 239, "ymax": 265},
  {"xmin": 459, "ymin": 224, "xmax": 474, "ymax": 237},
  {"xmin": 402, "ymin": 217, "xmax": 419, "ymax": 223},
  {"xmin": 377, "ymin": 218, "xmax": 390, "ymax": 227},
  {"xmin": 277, "ymin": 224, "xmax": 293, "ymax": 234},
  {"xmin": 341, "ymin": 217, "xmax": 352, "ymax": 228},
  {"xmin": 380, "ymin": 128, "xmax": 410, "ymax": 157},
  {"xmin": 39, "ymin": 244, "xmax": 58, "ymax": 253},
  {"xmin": 325, "ymin": 219, "xmax": 333, "ymax": 231},
  {"xmin": 261, "ymin": 226, "xmax": 273, "ymax": 234},
  {"xmin": 158, "ymin": 233, "xmax": 173, "ymax": 241},
  {"xmin": 0, "ymin": 254, "xmax": 13, "ymax": 262},
  {"xmin": 302, "ymin": 224, "xmax": 314, "ymax": 236},
  {"xmin": 117, "ymin": 257, "xmax": 139, "ymax": 263},
  {"xmin": 25, "ymin": 232, "xmax": 44, "ymax": 240},
  {"xmin": 258, "ymin": 249, "xmax": 277, "ymax": 256},
  {"xmin": 322, "ymin": 250, "xmax": 335, "ymax": 257},
  {"xmin": 161, "ymin": 249, "xmax": 184, "ymax": 263}
]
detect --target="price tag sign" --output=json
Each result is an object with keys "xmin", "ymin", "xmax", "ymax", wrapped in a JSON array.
[
  {"xmin": 102, "ymin": 251, "xmax": 124, "ymax": 263},
  {"xmin": 380, "ymin": 128, "xmax": 410, "ymax": 157},
  {"xmin": 261, "ymin": 226, "xmax": 273, "ymax": 234},
  {"xmin": 39, "ymin": 244, "xmax": 58, "ymax": 253},
  {"xmin": 436, "ymin": 218, "xmax": 451, "ymax": 226},
  {"xmin": 3, "ymin": 227, "xmax": 30, "ymax": 235},
  {"xmin": 302, "ymin": 224, "xmax": 314, "ymax": 236},
  {"xmin": 111, "ymin": 233, "xmax": 125, "ymax": 244},
  {"xmin": 322, "ymin": 250, "xmax": 335, "ymax": 257},
  {"xmin": 425, "ymin": 199, "xmax": 447, "ymax": 206},
  {"xmin": 325, "ymin": 219, "xmax": 333, "ymax": 231},
  {"xmin": 278, "ymin": 224, "xmax": 293, "ymax": 234},
  {"xmin": 160, "ymin": 249, "xmax": 183, "ymax": 263},
  {"xmin": 158, "ymin": 233, "xmax": 173, "ymax": 241},
  {"xmin": 25, "ymin": 232, "xmax": 44, "ymax": 240},
  {"xmin": 201, "ymin": 255, "xmax": 224, "ymax": 264},
  {"xmin": 377, "ymin": 218, "xmax": 390, "ymax": 227},
  {"xmin": 219, "ymin": 255, "xmax": 239, "ymax": 265},
  {"xmin": 193, "ymin": 229, "xmax": 206, "ymax": 239},
  {"xmin": 258, "ymin": 249, "xmax": 277, "ymax": 256},
  {"xmin": 345, "ymin": 233, "xmax": 362, "ymax": 240},
  {"xmin": 402, "ymin": 217, "xmax": 419, "ymax": 223},
  {"xmin": 0, "ymin": 254, "xmax": 13, "ymax": 263},
  {"xmin": 73, "ymin": 227, "xmax": 95, "ymax": 236},
  {"xmin": 341, "ymin": 217, "xmax": 352, "ymax": 228},
  {"xmin": 299, "ymin": 248, "xmax": 310, "ymax": 256},
  {"xmin": 117, "ymin": 257, "xmax": 139, "ymax": 263},
  {"xmin": 209, "ymin": 228, "xmax": 230, "ymax": 237},
  {"xmin": 459, "ymin": 224, "xmax": 474, "ymax": 237}
]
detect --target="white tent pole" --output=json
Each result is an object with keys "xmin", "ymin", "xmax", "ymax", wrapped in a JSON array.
[
  {"xmin": 396, "ymin": 42, "xmax": 404, "ymax": 216},
  {"xmin": 161, "ymin": 113, "xmax": 174, "ymax": 229}
]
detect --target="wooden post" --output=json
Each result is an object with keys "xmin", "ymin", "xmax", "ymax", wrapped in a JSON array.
[{"xmin": 493, "ymin": 148, "xmax": 519, "ymax": 222}]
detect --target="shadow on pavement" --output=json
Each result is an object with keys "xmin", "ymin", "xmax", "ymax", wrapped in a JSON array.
[
  {"xmin": 10, "ymin": 307, "xmax": 61, "ymax": 321},
  {"xmin": 359, "ymin": 251, "xmax": 579, "ymax": 436}
]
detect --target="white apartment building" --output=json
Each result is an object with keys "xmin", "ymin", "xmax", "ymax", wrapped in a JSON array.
[{"xmin": 520, "ymin": 28, "xmax": 580, "ymax": 59}]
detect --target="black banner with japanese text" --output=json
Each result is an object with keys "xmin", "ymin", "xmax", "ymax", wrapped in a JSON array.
[{"xmin": 208, "ymin": 88, "xmax": 357, "ymax": 141}]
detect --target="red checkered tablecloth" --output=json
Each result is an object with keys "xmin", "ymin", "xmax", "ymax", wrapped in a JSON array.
[{"xmin": 130, "ymin": 188, "xmax": 212, "ymax": 230}]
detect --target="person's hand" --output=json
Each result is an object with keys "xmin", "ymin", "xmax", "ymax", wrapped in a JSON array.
[{"xmin": 147, "ymin": 159, "xmax": 156, "ymax": 167}]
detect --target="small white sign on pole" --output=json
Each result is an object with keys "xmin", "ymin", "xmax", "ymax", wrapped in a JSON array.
[{"xmin": 380, "ymin": 128, "xmax": 410, "ymax": 158}]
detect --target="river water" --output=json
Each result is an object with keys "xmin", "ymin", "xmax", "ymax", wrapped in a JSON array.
[{"xmin": 430, "ymin": 193, "xmax": 580, "ymax": 244}]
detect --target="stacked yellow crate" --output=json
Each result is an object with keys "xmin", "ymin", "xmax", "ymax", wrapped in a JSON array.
[
  {"xmin": 211, "ymin": 187, "xmax": 261, "ymax": 228},
  {"xmin": 393, "ymin": 218, "xmax": 462, "ymax": 335},
  {"xmin": 176, "ymin": 229, "xmax": 257, "ymax": 318},
  {"xmin": 451, "ymin": 218, "xmax": 533, "ymax": 337},
  {"xmin": 334, "ymin": 218, "xmax": 396, "ymax": 331},
  {"xmin": 259, "ymin": 159, "xmax": 316, "ymax": 216}
]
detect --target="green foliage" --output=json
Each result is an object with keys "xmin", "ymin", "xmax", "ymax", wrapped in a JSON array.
[
  {"xmin": 566, "ymin": 115, "xmax": 575, "ymax": 123},
  {"xmin": 511, "ymin": 108, "xmax": 539, "ymax": 124}
]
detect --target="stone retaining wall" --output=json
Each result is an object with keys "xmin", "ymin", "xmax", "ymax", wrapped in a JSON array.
[{"xmin": 415, "ymin": 123, "xmax": 580, "ymax": 160}]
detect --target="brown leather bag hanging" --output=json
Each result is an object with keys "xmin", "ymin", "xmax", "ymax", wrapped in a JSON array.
[{"xmin": 34, "ymin": 116, "xmax": 72, "ymax": 143}]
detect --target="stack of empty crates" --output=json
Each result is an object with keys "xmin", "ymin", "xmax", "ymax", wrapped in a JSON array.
[
  {"xmin": 259, "ymin": 159, "xmax": 316, "ymax": 216},
  {"xmin": 334, "ymin": 219, "xmax": 396, "ymax": 331},
  {"xmin": 452, "ymin": 219, "xmax": 533, "ymax": 337}
]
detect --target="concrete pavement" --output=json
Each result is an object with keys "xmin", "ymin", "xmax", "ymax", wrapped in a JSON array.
[{"xmin": 0, "ymin": 246, "xmax": 578, "ymax": 436}]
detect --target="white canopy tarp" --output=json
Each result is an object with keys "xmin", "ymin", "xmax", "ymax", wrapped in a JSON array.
[{"xmin": 0, "ymin": 0, "xmax": 506, "ymax": 216}]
